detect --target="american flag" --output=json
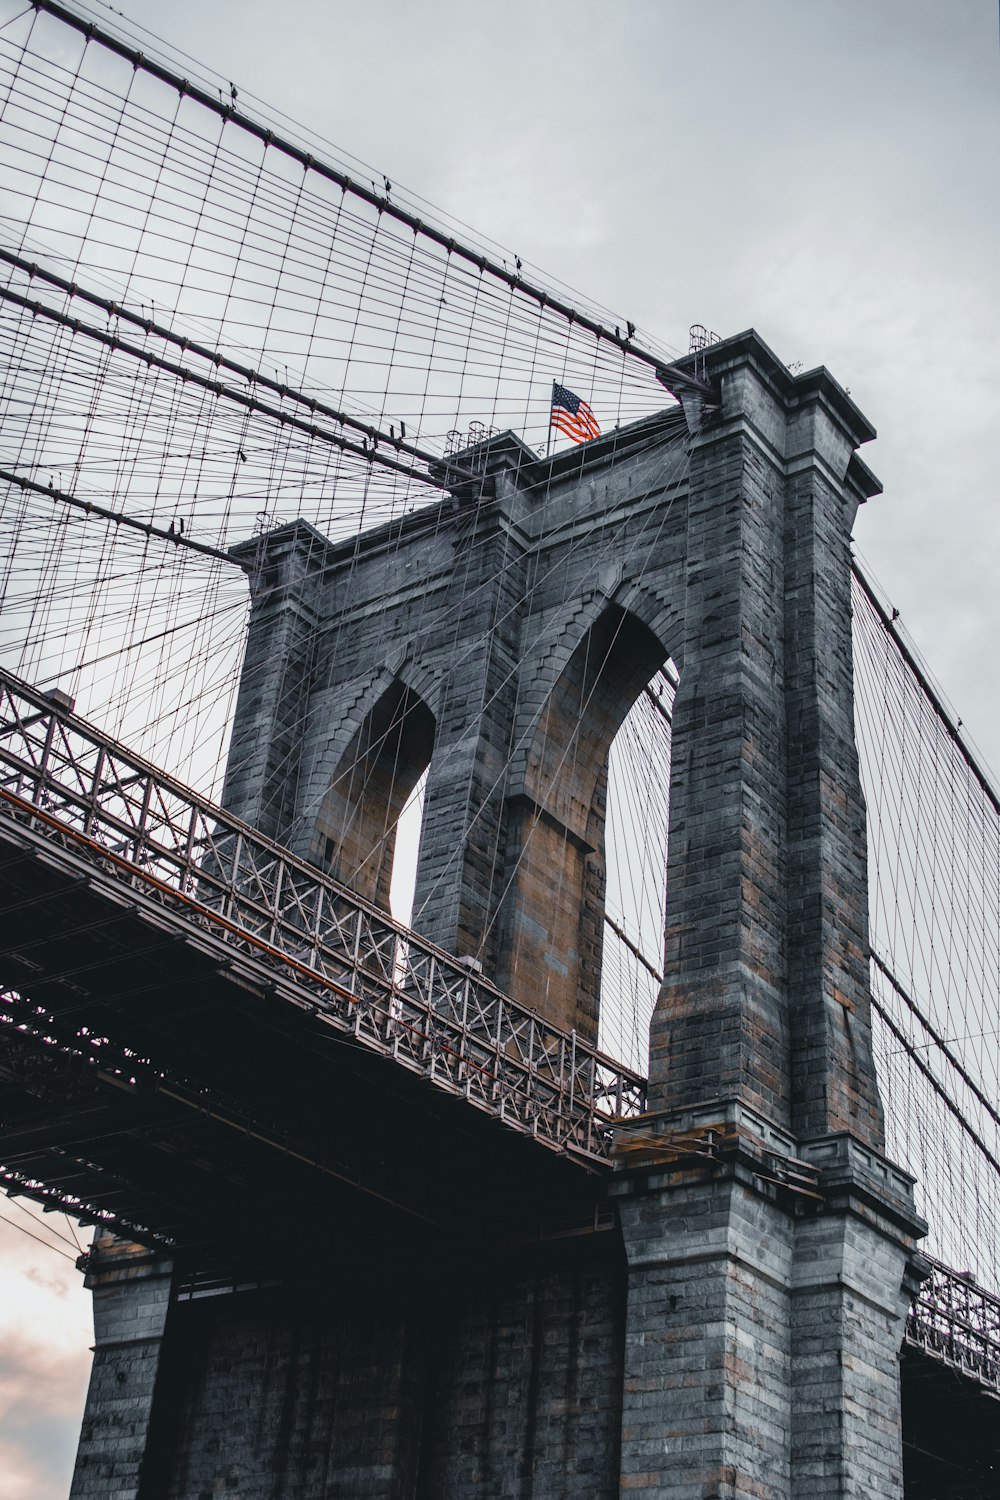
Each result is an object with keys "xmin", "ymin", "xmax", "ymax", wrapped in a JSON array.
[{"xmin": 550, "ymin": 382, "xmax": 600, "ymax": 444}]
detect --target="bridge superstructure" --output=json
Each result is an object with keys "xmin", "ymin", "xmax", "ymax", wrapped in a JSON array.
[
  {"xmin": 1, "ymin": 658, "xmax": 997, "ymax": 1489},
  {"xmin": 0, "ymin": 3, "xmax": 998, "ymax": 1497}
]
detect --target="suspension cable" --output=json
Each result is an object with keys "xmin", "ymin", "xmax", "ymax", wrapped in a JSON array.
[
  {"xmin": 0, "ymin": 247, "xmax": 474, "ymax": 484},
  {"xmin": 30, "ymin": 0, "xmax": 673, "ymax": 379}
]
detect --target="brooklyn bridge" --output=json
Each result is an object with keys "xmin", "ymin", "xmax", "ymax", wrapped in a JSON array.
[{"xmin": 0, "ymin": 3, "xmax": 997, "ymax": 1497}]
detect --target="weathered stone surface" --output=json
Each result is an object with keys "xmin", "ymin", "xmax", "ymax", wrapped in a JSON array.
[
  {"xmin": 647, "ymin": 337, "xmax": 884, "ymax": 1140},
  {"xmin": 83, "ymin": 1243, "xmax": 626, "ymax": 1500},
  {"xmin": 611, "ymin": 1103, "xmax": 924, "ymax": 1499},
  {"xmin": 69, "ymin": 1236, "xmax": 176, "ymax": 1500},
  {"xmin": 224, "ymin": 416, "xmax": 692, "ymax": 1043}
]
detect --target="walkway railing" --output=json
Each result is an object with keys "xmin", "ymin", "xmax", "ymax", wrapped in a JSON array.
[
  {"xmin": 0, "ymin": 671, "xmax": 647, "ymax": 1163},
  {"xmin": 906, "ymin": 1256, "xmax": 1000, "ymax": 1395}
]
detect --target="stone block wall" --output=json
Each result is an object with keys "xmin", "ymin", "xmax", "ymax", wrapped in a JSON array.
[
  {"xmin": 141, "ymin": 1242, "xmax": 625, "ymax": 1500},
  {"xmin": 616, "ymin": 1173, "xmax": 795, "ymax": 1498},
  {"xmin": 611, "ymin": 1103, "xmax": 924, "ymax": 1499},
  {"xmin": 69, "ymin": 1237, "xmax": 176, "ymax": 1500},
  {"xmin": 224, "ymin": 418, "xmax": 693, "ymax": 1044}
]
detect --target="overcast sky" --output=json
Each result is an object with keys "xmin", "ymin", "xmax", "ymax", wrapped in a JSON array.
[
  {"xmin": 110, "ymin": 0, "xmax": 1000, "ymax": 762},
  {"xmin": 2, "ymin": 3, "xmax": 998, "ymax": 1494}
]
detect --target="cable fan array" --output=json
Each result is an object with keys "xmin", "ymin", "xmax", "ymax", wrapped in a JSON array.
[
  {"xmin": 0, "ymin": 0, "xmax": 677, "ymax": 766},
  {"xmin": 853, "ymin": 564, "xmax": 1000, "ymax": 1282},
  {"xmin": 0, "ymin": 0, "xmax": 680, "ymax": 1084}
]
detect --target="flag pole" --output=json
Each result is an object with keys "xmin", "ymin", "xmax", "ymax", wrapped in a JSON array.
[{"xmin": 545, "ymin": 382, "xmax": 553, "ymax": 459}]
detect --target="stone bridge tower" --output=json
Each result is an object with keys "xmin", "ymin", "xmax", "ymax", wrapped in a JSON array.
[{"xmin": 72, "ymin": 331, "xmax": 925, "ymax": 1500}]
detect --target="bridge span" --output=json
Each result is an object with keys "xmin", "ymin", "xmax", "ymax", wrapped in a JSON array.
[{"xmin": 1, "ymin": 668, "xmax": 997, "ymax": 1474}]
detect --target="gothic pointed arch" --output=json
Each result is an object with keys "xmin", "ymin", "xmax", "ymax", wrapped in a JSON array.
[
  {"xmin": 507, "ymin": 581, "xmax": 682, "ymax": 794},
  {"xmin": 310, "ymin": 675, "xmax": 435, "ymax": 910},
  {"xmin": 498, "ymin": 601, "xmax": 670, "ymax": 1040}
]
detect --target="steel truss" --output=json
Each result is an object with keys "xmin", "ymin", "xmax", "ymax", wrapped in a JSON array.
[
  {"xmin": 0, "ymin": 670, "xmax": 646, "ymax": 1164},
  {"xmin": 907, "ymin": 1257, "xmax": 1000, "ymax": 1396}
]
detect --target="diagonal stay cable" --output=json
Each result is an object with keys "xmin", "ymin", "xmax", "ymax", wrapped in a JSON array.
[
  {"xmin": 871, "ymin": 949, "xmax": 1000, "ymax": 1139},
  {"xmin": 852, "ymin": 560, "xmax": 1000, "ymax": 818},
  {"xmin": 32, "ymin": 0, "xmax": 672, "ymax": 379},
  {"xmin": 0, "ymin": 248, "xmax": 475, "ymax": 484},
  {"xmin": 871, "ymin": 985, "xmax": 1000, "ymax": 1181},
  {"xmin": 0, "ymin": 282, "xmax": 462, "ymax": 491}
]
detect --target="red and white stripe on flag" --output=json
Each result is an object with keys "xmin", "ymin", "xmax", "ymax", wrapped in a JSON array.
[{"xmin": 550, "ymin": 382, "xmax": 600, "ymax": 444}]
